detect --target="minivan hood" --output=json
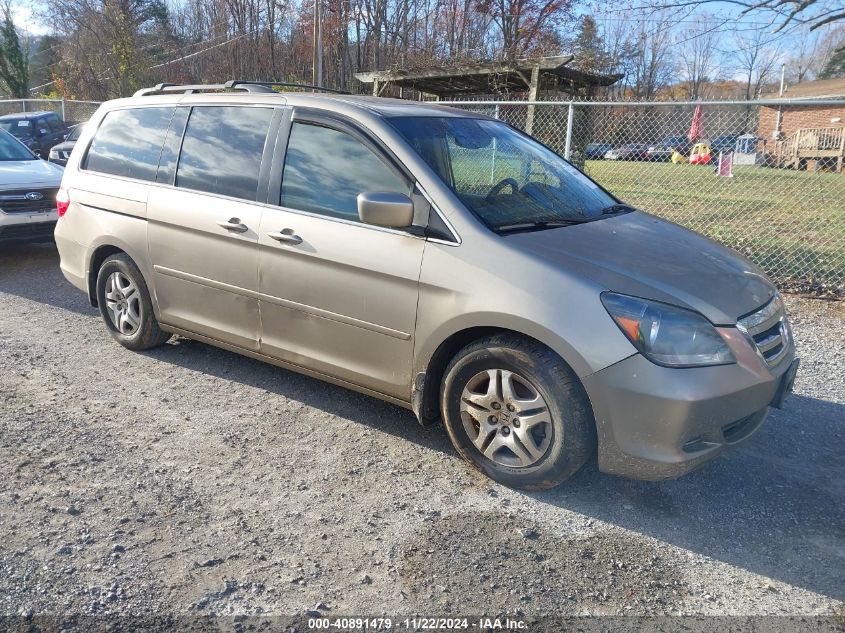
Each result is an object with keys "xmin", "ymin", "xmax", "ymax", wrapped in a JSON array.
[
  {"xmin": 507, "ymin": 211, "xmax": 775, "ymax": 324},
  {"xmin": 0, "ymin": 159, "xmax": 64, "ymax": 188}
]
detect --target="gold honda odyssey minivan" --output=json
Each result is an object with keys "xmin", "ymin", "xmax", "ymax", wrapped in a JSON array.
[{"xmin": 55, "ymin": 82, "xmax": 798, "ymax": 489}]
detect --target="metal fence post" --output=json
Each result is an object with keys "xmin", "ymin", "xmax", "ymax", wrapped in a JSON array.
[
  {"xmin": 563, "ymin": 100, "xmax": 574, "ymax": 160},
  {"xmin": 61, "ymin": 97, "xmax": 66, "ymax": 120}
]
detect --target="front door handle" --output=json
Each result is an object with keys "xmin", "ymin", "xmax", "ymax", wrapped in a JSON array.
[
  {"xmin": 217, "ymin": 218, "xmax": 248, "ymax": 233},
  {"xmin": 267, "ymin": 229, "xmax": 303, "ymax": 245}
]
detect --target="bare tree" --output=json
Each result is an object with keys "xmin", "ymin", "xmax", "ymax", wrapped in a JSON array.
[
  {"xmin": 476, "ymin": 0, "xmax": 575, "ymax": 60},
  {"xmin": 623, "ymin": 10, "xmax": 674, "ymax": 99},
  {"xmin": 733, "ymin": 28, "xmax": 779, "ymax": 99},
  {"xmin": 636, "ymin": 0, "xmax": 844, "ymax": 32},
  {"xmin": 676, "ymin": 15, "xmax": 722, "ymax": 99}
]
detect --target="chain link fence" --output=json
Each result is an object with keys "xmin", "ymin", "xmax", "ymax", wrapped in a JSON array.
[
  {"xmin": 1, "ymin": 97, "xmax": 842, "ymax": 296},
  {"xmin": 446, "ymin": 99, "xmax": 845, "ymax": 298},
  {"xmin": 0, "ymin": 99, "xmax": 102, "ymax": 125}
]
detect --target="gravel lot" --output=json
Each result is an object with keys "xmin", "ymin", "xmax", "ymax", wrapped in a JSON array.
[{"xmin": 1, "ymin": 243, "xmax": 844, "ymax": 628}]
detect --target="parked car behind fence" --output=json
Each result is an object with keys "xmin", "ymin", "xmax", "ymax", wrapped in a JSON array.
[
  {"xmin": 604, "ymin": 143, "xmax": 650, "ymax": 161},
  {"xmin": 585, "ymin": 143, "xmax": 613, "ymax": 160},
  {"xmin": 49, "ymin": 124, "xmax": 83, "ymax": 167},
  {"xmin": 0, "ymin": 111, "xmax": 68, "ymax": 157},
  {"xmin": 647, "ymin": 136, "xmax": 694, "ymax": 162}
]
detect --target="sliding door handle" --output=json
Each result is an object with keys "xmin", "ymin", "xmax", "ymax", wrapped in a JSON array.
[
  {"xmin": 217, "ymin": 218, "xmax": 248, "ymax": 233},
  {"xmin": 267, "ymin": 229, "xmax": 303, "ymax": 245}
]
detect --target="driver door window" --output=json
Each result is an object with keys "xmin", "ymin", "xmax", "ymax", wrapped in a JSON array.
[{"xmin": 280, "ymin": 122, "xmax": 410, "ymax": 221}]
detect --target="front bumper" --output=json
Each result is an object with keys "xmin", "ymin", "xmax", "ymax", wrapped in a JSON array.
[{"xmin": 582, "ymin": 342, "xmax": 797, "ymax": 480}]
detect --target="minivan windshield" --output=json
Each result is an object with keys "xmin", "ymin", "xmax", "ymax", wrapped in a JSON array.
[
  {"xmin": 0, "ymin": 129, "xmax": 36, "ymax": 161},
  {"xmin": 389, "ymin": 116, "xmax": 623, "ymax": 232}
]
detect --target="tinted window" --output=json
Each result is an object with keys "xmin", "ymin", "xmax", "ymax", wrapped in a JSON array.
[
  {"xmin": 156, "ymin": 107, "xmax": 189, "ymax": 185},
  {"xmin": 281, "ymin": 122, "xmax": 408, "ymax": 221},
  {"xmin": 83, "ymin": 107, "xmax": 174, "ymax": 181},
  {"xmin": 47, "ymin": 114, "xmax": 63, "ymax": 131},
  {"xmin": 176, "ymin": 106, "xmax": 273, "ymax": 201},
  {"xmin": 0, "ymin": 119, "xmax": 32, "ymax": 138}
]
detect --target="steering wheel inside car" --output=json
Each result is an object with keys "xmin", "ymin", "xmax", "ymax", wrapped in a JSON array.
[{"xmin": 486, "ymin": 178, "xmax": 520, "ymax": 200}]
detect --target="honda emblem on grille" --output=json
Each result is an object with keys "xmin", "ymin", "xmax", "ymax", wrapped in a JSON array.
[{"xmin": 25, "ymin": 192, "xmax": 44, "ymax": 201}]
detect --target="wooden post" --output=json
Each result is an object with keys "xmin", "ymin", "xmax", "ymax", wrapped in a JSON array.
[
  {"xmin": 525, "ymin": 65, "xmax": 540, "ymax": 135},
  {"xmin": 372, "ymin": 78, "xmax": 380, "ymax": 96}
]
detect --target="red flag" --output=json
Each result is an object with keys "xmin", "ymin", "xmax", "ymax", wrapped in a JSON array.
[{"xmin": 688, "ymin": 105, "xmax": 703, "ymax": 142}]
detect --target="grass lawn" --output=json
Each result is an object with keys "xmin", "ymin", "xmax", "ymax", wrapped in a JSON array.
[{"xmin": 583, "ymin": 160, "xmax": 845, "ymax": 291}]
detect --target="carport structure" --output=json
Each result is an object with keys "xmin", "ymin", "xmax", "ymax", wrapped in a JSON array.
[{"xmin": 354, "ymin": 56, "xmax": 621, "ymax": 134}]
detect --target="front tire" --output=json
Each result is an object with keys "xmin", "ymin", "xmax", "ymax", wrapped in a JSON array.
[
  {"xmin": 440, "ymin": 334, "xmax": 595, "ymax": 490},
  {"xmin": 96, "ymin": 253, "xmax": 171, "ymax": 350}
]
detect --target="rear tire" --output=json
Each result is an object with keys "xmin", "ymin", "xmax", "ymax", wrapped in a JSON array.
[
  {"xmin": 440, "ymin": 334, "xmax": 595, "ymax": 490},
  {"xmin": 95, "ymin": 253, "xmax": 171, "ymax": 351}
]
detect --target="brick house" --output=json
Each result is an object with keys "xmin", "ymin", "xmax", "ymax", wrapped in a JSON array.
[{"xmin": 757, "ymin": 78, "xmax": 845, "ymax": 171}]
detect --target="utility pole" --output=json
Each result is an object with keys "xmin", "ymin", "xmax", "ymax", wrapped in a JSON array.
[{"xmin": 312, "ymin": 0, "xmax": 323, "ymax": 87}]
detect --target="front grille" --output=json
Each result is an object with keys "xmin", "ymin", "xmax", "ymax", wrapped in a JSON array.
[
  {"xmin": 0, "ymin": 188, "xmax": 58, "ymax": 215},
  {"xmin": 737, "ymin": 295, "xmax": 790, "ymax": 367}
]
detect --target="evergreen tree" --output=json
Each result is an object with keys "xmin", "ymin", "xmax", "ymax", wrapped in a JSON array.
[
  {"xmin": 0, "ymin": 3, "xmax": 28, "ymax": 98},
  {"xmin": 573, "ymin": 15, "xmax": 608, "ymax": 75},
  {"xmin": 819, "ymin": 45, "xmax": 845, "ymax": 79}
]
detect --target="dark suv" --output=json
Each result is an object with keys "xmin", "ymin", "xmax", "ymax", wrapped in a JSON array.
[{"xmin": 0, "ymin": 111, "xmax": 68, "ymax": 157}]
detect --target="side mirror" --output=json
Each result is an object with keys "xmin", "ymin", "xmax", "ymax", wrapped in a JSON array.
[{"xmin": 357, "ymin": 192, "xmax": 414, "ymax": 228}]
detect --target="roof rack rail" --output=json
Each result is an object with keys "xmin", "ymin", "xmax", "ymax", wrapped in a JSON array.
[
  {"xmin": 133, "ymin": 80, "xmax": 350, "ymax": 97},
  {"xmin": 228, "ymin": 80, "xmax": 351, "ymax": 95},
  {"xmin": 133, "ymin": 81, "xmax": 277, "ymax": 97}
]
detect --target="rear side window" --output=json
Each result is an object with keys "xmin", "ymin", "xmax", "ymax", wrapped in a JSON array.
[
  {"xmin": 83, "ymin": 107, "xmax": 174, "ymax": 181},
  {"xmin": 280, "ymin": 122, "xmax": 408, "ymax": 221},
  {"xmin": 175, "ymin": 106, "xmax": 273, "ymax": 201}
]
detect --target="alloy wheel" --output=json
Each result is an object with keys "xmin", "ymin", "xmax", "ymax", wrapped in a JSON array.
[
  {"xmin": 104, "ymin": 271, "xmax": 142, "ymax": 336},
  {"xmin": 459, "ymin": 368, "xmax": 553, "ymax": 468}
]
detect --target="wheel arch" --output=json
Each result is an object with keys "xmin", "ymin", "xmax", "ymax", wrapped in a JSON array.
[
  {"xmin": 87, "ymin": 245, "xmax": 126, "ymax": 306},
  {"xmin": 86, "ymin": 241, "xmax": 153, "ymax": 308},
  {"xmin": 412, "ymin": 321, "xmax": 592, "ymax": 426}
]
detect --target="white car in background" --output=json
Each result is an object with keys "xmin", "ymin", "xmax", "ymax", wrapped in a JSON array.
[{"xmin": 0, "ymin": 128, "xmax": 64, "ymax": 244}]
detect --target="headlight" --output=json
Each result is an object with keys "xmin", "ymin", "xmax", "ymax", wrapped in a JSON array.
[
  {"xmin": 49, "ymin": 149, "xmax": 59, "ymax": 158},
  {"xmin": 601, "ymin": 293, "xmax": 735, "ymax": 367}
]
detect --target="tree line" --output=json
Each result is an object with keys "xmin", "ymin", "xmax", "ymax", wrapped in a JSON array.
[{"xmin": 0, "ymin": 0, "xmax": 843, "ymax": 101}]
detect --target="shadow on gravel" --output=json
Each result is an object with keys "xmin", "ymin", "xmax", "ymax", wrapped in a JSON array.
[
  {"xmin": 531, "ymin": 394, "xmax": 845, "ymax": 602},
  {"xmin": 4, "ymin": 241, "xmax": 843, "ymax": 604},
  {"xmin": 143, "ymin": 336, "xmax": 455, "ymax": 457},
  {"xmin": 0, "ymin": 242, "xmax": 96, "ymax": 317}
]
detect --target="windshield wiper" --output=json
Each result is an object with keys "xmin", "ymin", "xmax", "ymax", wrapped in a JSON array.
[
  {"xmin": 495, "ymin": 220, "xmax": 585, "ymax": 234},
  {"xmin": 601, "ymin": 203, "xmax": 636, "ymax": 215}
]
